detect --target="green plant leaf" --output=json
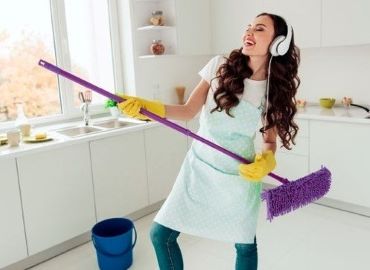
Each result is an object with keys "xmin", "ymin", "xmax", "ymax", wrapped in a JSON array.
[{"xmin": 104, "ymin": 99, "xmax": 117, "ymax": 108}]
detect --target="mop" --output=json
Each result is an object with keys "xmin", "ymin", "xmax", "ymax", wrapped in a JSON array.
[{"xmin": 38, "ymin": 59, "xmax": 331, "ymax": 221}]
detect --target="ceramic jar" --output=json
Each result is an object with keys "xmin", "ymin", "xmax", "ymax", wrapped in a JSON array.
[{"xmin": 150, "ymin": 40, "xmax": 165, "ymax": 55}]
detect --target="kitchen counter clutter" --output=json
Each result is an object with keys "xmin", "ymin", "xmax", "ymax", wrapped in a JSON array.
[
  {"xmin": 295, "ymin": 104, "xmax": 370, "ymax": 123},
  {"xmin": 0, "ymin": 116, "xmax": 154, "ymax": 159}
]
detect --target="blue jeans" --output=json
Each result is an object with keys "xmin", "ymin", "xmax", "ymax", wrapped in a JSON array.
[{"xmin": 150, "ymin": 222, "xmax": 258, "ymax": 270}]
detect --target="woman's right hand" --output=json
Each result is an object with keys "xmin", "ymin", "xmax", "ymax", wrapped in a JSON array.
[{"xmin": 117, "ymin": 95, "xmax": 166, "ymax": 120}]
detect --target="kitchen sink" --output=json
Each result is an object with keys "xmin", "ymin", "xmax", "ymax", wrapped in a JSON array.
[
  {"xmin": 93, "ymin": 119, "xmax": 142, "ymax": 129},
  {"xmin": 56, "ymin": 126, "xmax": 103, "ymax": 137}
]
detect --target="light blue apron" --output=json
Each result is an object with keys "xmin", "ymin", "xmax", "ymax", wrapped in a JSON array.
[{"xmin": 154, "ymin": 93, "xmax": 263, "ymax": 244}]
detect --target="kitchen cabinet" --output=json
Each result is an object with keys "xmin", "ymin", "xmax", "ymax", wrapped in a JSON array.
[
  {"xmin": 0, "ymin": 158, "xmax": 27, "ymax": 268},
  {"xmin": 260, "ymin": 0, "xmax": 321, "ymax": 48},
  {"xmin": 90, "ymin": 131, "xmax": 149, "ymax": 221},
  {"xmin": 144, "ymin": 125, "xmax": 188, "ymax": 204},
  {"xmin": 210, "ymin": 0, "xmax": 263, "ymax": 54},
  {"xmin": 17, "ymin": 143, "xmax": 96, "ymax": 255},
  {"xmin": 255, "ymin": 119, "xmax": 309, "ymax": 186},
  {"xmin": 175, "ymin": 0, "xmax": 211, "ymax": 55},
  {"xmin": 310, "ymin": 120, "xmax": 370, "ymax": 208},
  {"xmin": 210, "ymin": 0, "xmax": 321, "ymax": 53},
  {"xmin": 322, "ymin": 0, "xmax": 370, "ymax": 47}
]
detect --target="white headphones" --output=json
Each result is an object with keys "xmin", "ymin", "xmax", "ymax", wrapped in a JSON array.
[{"xmin": 269, "ymin": 22, "xmax": 292, "ymax": 56}]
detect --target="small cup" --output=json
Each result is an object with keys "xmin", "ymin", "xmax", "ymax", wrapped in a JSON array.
[
  {"xmin": 7, "ymin": 130, "xmax": 21, "ymax": 147},
  {"xmin": 19, "ymin": 123, "xmax": 31, "ymax": 137}
]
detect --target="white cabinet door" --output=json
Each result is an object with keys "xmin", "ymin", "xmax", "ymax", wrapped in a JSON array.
[
  {"xmin": 210, "ymin": 0, "xmax": 264, "ymax": 54},
  {"xmin": 310, "ymin": 121, "xmax": 370, "ymax": 207},
  {"xmin": 144, "ymin": 125, "xmax": 188, "ymax": 204},
  {"xmin": 90, "ymin": 131, "xmax": 149, "ymax": 221},
  {"xmin": 322, "ymin": 0, "xmax": 370, "ymax": 46},
  {"xmin": 265, "ymin": 152, "xmax": 309, "ymax": 186},
  {"xmin": 261, "ymin": 0, "xmax": 321, "ymax": 48},
  {"xmin": 254, "ymin": 118, "xmax": 309, "ymax": 186},
  {"xmin": 17, "ymin": 143, "xmax": 96, "ymax": 255},
  {"xmin": 175, "ymin": 0, "xmax": 211, "ymax": 55},
  {"xmin": 0, "ymin": 158, "xmax": 27, "ymax": 268}
]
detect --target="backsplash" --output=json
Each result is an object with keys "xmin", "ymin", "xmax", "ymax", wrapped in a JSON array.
[
  {"xmin": 298, "ymin": 44, "xmax": 370, "ymax": 106},
  {"xmin": 135, "ymin": 45, "xmax": 370, "ymax": 107}
]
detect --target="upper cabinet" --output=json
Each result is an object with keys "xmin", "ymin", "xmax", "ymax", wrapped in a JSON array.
[
  {"xmin": 260, "ymin": 0, "xmax": 321, "ymax": 48},
  {"xmin": 210, "ymin": 0, "xmax": 264, "ymax": 54},
  {"xmin": 130, "ymin": 0, "xmax": 370, "ymax": 58},
  {"xmin": 210, "ymin": 0, "xmax": 321, "ymax": 53},
  {"xmin": 175, "ymin": 0, "xmax": 211, "ymax": 55},
  {"xmin": 322, "ymin": 0, "xmax": 370, "ymax": 47}
]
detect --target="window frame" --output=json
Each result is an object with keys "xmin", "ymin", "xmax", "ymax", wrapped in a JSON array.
[{"xmin": 0, "ymin": 0, "xmax": 123, "ymax": 130}]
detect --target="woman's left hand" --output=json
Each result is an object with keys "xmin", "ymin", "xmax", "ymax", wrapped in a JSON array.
[{"xmin": 239, "ymin": 150, "xmax": 276, "ymax": 181}]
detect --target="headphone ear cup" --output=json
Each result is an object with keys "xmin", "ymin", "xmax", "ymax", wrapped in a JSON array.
[{"xmin": 269, "ymin": 35, "xmax": 285, "ymax": 56}]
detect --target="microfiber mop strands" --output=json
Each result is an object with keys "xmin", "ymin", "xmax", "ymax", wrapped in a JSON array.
[{"xmin": 261, "ymin": 166, "xmax": 331, "ymax": 221}]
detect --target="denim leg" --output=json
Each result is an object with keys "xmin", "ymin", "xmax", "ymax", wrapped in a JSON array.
[
  {"xmin": 234, "ymin": 237, "xmax": 258, "ymax": 270},
  {"xmin": 150, "ymin": 222, "xmax": 183, "ymax": 270}
]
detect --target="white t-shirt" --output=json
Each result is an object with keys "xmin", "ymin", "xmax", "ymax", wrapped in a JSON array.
[{"xmin": 198, "ymin": 55, "xmax": 266, "ymax": 108}]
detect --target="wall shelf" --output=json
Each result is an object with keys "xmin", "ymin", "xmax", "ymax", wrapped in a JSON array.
[
  {"xmin": 138, "ymin": 54, "xmax": 176, "ymax": 59},
  {"xmin": 137, "ymin": 25, "xmax": 175, "ymax": 31},
  {"xmin": 132, "ymin": 0, "xmax": 177, "ymax": 58}
]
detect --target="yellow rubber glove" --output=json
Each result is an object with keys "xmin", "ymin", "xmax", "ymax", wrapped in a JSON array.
[
  {"xmin": 239, "ymin": 150, "xmax": 276, "ymax": 182},
  {"xmin": 117, "ymin": 95, "xmax": 166, "ymax": 121}
]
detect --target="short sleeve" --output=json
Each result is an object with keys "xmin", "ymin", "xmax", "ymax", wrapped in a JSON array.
[{"xmin": 198, "ymin": 55, "xmax": 224, "ymax": 84}]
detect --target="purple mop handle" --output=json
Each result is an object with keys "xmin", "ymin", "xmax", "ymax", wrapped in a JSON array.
[{"xmin": 38, "ymin": 59, "xmax": 289, "ymax": 184}]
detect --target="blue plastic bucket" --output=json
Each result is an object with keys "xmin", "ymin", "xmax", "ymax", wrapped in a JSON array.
[{"xmin": 92, "ymin": 217, "xmax": 137, "ymax": 270}]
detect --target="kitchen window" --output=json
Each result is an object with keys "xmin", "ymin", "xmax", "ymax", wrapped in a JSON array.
[{"xmin": 0, "ymin": 0, "xmax": 120, "ymax": 127}]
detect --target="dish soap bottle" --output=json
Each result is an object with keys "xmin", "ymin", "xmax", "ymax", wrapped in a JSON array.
[{"xmin": 14, "ymin": 102, "xmax": 31, "ymax": 137}]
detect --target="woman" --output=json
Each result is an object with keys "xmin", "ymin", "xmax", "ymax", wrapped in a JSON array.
[{"xmin": 119, "ymin": 12, "xmax": 300, "ymax": 270}]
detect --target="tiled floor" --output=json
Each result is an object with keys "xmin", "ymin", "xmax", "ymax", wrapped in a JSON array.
[{"xmin": 29, "ymin": 203, "xmax": 370, "ymax": 270}]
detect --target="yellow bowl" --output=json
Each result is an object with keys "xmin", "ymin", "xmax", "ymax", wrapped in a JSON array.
[{"xmin": 319, "ymin": 98, "xmax": 336, "ymax": 109}]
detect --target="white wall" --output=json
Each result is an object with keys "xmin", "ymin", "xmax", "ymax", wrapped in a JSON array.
[
  {"xmin": 134, "ymin": 44, "xmax": 370, "ymax": 107},
  {"xmin": 134, "ymin": 55, "xmax": 213, "ymax": 104},
  {"xmin": 298, "ymin": 45, "xmax": 370, "ymax": 105},
  {"xmin": 132, "ymin": 44, "xmax": 370, "ymax": 108}
]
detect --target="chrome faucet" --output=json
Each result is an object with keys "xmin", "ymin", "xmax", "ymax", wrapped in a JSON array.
[{"xmin": 79, "ymin": 91, "xmax": 92, "ymax": 126}]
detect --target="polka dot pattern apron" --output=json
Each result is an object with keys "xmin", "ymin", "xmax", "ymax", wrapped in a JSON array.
[{"xmin": 154, "ymin": 96, "xmax": 262, "ymax": 244}]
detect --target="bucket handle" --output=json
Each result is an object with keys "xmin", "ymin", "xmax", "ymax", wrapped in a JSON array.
[{"xmin": 92, "ymin": 225, "xmax": 137, "ymax": 258}]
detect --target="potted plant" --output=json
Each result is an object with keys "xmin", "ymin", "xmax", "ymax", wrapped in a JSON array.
[{"xmin": 104, "ymin": 99, "xmax": 120, "ymax": 118}]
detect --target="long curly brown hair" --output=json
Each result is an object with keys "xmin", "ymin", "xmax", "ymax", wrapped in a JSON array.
[{"xmin": 211, "ymin": 13, "xmax": 300, "ymax": 150}]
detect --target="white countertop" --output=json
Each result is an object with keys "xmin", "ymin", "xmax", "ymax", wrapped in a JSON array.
[
  {"xmin": 1, "ymin": 105, "xmax": 369, "ymax": 159},
  {"xmin": 296, "ymin": 104, "xmax": 370, "ymax": 124},
  {"xmin": 0, "ymin": 117, "xmax": 162, "ymax": 160}
]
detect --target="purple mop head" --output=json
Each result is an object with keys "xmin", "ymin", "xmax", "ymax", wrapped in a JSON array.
[{"xmin": 261, "ymin": 166, "xmax": 331, "ymax": 221}]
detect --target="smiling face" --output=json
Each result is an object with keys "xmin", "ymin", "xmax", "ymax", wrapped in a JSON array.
[{"xmin": 242, "ymin": 15, "xmax": 275, "ymax": 57}]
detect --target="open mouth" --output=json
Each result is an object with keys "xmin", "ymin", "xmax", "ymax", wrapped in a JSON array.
[{"xmin": 244, "ymin": 39, "xmax": 256, "ymax": 47}]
